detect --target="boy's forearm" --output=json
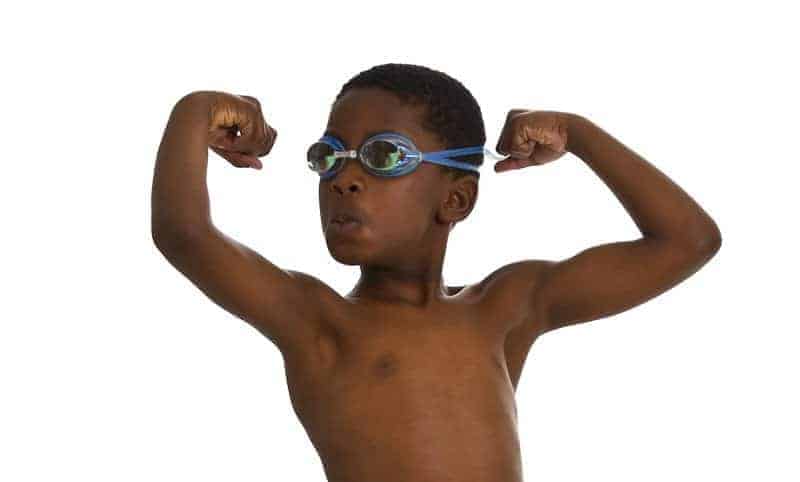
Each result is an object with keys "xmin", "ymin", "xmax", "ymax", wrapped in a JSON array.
[
  {"xmin": 151, "ymin": 92, "xmax": 215, "ymax": 242},
  {"xmin": 566, "ymin": 114, "xmax": 721, "ymax": 251}
]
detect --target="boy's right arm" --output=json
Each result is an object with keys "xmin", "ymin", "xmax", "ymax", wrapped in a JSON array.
[{"xmin": 151, "ymin": 92, "xmax": 334, "ymax": 357}]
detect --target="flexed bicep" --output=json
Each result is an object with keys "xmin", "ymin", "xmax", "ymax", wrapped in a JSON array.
[{"xmin": 533, "ymin": 237, "xmax": 719, "ymax": 332}]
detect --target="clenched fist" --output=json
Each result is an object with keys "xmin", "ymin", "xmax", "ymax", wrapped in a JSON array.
[
  {"xmin": 184, "ymin": 91, "xmax": 278, "ymax": 169},
  {"xmin": 494, "ymin": 109, "xmax": 573, "ymax": 172}
]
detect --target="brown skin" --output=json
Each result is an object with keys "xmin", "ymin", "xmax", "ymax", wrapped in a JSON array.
[{"xmin": 151, "ymin": 88, "xmax": 721, "ymax": 482}]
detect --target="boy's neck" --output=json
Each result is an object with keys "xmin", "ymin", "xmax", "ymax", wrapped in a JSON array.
[{"xmin": 347, "ymin": 258, "xmax": 451, "ymax": 308}]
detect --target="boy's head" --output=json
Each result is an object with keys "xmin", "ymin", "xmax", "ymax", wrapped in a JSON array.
[{"xmin": 318, "ymin": 63, "xmax": 486, "ymax": 267}]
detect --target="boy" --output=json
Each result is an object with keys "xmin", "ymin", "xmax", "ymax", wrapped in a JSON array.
[{"xmin": 151, "ymin": 63, "xmax": 721, "ymax": 482}]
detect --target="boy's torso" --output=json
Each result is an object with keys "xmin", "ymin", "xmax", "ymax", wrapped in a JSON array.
[{"xmin": 280, "ymin": 278, "xmax": 541, "ymax": 482}]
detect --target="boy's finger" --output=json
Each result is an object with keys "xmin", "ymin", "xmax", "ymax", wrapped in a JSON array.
[
  {"xmin": 211, "ymin": 123, "xmax": 269, "ymax": 161},
  {"xmin": 210, "ymin": 146, "xmax": 261, "ymax": 169},
  {"xmin": 210, "ymin": 145, "xmax": 242, "ymax": 167},
  {"xmin": 496, "ymin": 109, "xmax": 529, "ymax": 155},
  {"xmin": 229, "ymin": 150, "xmax": 260, "ymax": 169},
  {"xmin": 495, "ymin": 114, "xmax": 513, "ymax": 154},
  {"xmin": 493, "ymin": 157, "xmax": 533, "ymax": 172},
  {"xmin": 256, "ymin": 121, "xmax": 277, "ymax": 158}
]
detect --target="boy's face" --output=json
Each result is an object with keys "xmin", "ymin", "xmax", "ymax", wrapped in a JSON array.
[{"xmin": 319, "ymin": 87, "xmax": 452, "ymax": 266}]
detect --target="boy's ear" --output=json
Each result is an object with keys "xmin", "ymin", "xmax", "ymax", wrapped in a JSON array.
[{"xmin": 437, "ymin": 176, "xmax": 478, "ymax": 225}]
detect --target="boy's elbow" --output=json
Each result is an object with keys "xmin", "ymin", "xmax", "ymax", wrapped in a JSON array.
[
  {"xmin": 688, "ymin": 227, "xmax": 721, "ymax": 268},
  {"xmin": 699, "ymin": 222, "xmax": 722, "ymax": 256},
  {"xmin": 682, "ymin": 217, "xmax": 722, "ymax": 257},
  {"xmin": 152, "ymin": 225, "xmax": 198, "ymax": 255},
  {"xmin": 707, "ymin": 231, "xmax": 722, "ymax": 255}
]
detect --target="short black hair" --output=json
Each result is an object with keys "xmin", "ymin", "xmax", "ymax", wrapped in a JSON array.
[{"xmin": 333, "ymin": 63, "xmax": 485, "ymax": 181}]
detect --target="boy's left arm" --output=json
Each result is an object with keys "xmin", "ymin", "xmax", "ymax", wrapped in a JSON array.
[{"xmin": 488, "ymin": 110, "xmax": 722, "ymax": 335}]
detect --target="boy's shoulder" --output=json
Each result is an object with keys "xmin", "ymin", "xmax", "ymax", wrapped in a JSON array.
[
  {"xmin": 472, "ymin": 259, "xmax": 554, "ymax": 330},
  {"xmin": 476, "ymin": 259, "xmax": 553, "ymax": 299}
]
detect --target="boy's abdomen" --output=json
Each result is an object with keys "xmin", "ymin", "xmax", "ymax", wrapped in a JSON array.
[{"xmin": 285, "ymin": 323, "xmax": 523, "ymax": 482}]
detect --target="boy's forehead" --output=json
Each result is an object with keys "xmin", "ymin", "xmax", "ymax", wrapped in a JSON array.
[{"xmin": 325, "ymin": 88, "xmax": 442, "ymax": 151}]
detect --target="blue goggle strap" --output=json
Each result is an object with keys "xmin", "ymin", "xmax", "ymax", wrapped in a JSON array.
[{"xmin": 421, "ymin": 147, "xmax": 484, "ymax": 173}]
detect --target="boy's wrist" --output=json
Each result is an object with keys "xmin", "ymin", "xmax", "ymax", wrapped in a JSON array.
[
  {"xmin": 565, "ymin": 113, "xmax": 594, "ymax": 156},
  {"xmin": 169, "ymin": 91, "xmax": 217, "ymax": 140}
]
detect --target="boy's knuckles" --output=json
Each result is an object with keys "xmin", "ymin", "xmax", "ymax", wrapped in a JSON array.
[{"xmin": 240, "ymin": 95, "xmax": 261, "ymax": 109}]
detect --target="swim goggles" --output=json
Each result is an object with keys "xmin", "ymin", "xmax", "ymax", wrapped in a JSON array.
[{"xmin": 307, "ymin": 131, "xmax": 502, "ymax": 180}]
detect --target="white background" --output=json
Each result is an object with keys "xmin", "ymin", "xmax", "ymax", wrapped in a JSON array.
[{"xmin": 2, "ymin": 1, "xmax": 797, "ymax": 481}]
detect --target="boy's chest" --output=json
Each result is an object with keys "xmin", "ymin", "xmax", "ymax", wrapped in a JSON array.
[
  {"xmin": 283, "ymin": 298, "xmax": 531, "ymax": 420},
  {"xmin": 334, "ymin": 315, "xmax": 507, "ymax": 386},
  {"xmin": 284, "ymin": 309, "xmax": 522, "ymax": 468},
  {"xmin": 322, "ymin": 299, "xmax": 509, "ymax": 372}
]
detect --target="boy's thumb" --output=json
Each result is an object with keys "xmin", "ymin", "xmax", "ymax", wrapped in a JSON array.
[{"xmin": 493, "ymin": 157, "xmax": 525, "ymax": 172}]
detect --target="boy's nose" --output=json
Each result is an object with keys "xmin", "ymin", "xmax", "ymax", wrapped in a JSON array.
[{"xmin": 331, "ymin": 159, "xmax": 365, "ymax": 194}]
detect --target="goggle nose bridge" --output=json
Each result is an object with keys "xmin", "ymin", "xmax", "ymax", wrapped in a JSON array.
[{"xmin": 331, "ymin": 149, "xmax": 359, "ymax": 161}]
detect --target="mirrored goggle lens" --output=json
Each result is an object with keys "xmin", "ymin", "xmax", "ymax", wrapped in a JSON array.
[
  {"xmin": 362, "ymin": 140, "xmax": 406, "ymax": 170},
  {"xmin": 307, "ymin": 142, "xmax": 337, "ymax": 172}
]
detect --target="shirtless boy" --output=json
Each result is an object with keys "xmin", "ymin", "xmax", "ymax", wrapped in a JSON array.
[{"xmin": 151, "ymin": 63, "xmax": 722, "ymax": 482}]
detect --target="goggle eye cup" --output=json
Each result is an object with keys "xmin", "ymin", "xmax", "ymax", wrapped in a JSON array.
[
  {"xmin": 361, "ymin": 139, "xmax": 407, "ymax": 170},
  {"xmin": 307, "ymin": 141, "xmax": 339, "ymax": 173}
]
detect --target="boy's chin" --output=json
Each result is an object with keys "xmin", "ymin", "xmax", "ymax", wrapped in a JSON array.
[
  {"xmin": 327, "ymin": 244, "xmax": 369, "ymax": 266},
  {"xmin": 330, "ymin": 252, "xmax": 363, "ymax": 266}
]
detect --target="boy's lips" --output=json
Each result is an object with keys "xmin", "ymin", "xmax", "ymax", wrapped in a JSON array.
[
  {"xmin": 329, "ymin": 207, "xmax": 367, "ymax": 225},
  {"xmin": 332, "ymin": 214, "xmax": 361, "ymax": 224},
  {"xmin": 329, "ymin": 218, "xmax": 362, "ymax": 235},
  {"xmin": 327, "ymin": 207, "xmax": 367, "ymax": 236}
]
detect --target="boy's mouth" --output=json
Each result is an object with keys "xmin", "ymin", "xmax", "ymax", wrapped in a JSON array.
[
  {"xmin": 332, "ymin": 214, "xmax": 361, "ymax": 224},
  {"xmin": 330, "ymin": 206, "xmax": 366, "ymax": 225},
  {"xmin": 328, "ymin": 210, "xmax": 365, "ymax": 236},
  {"xmin": 329, "ymin": 214, "xmax": 362, "ymax": 235}
]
